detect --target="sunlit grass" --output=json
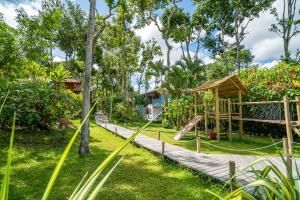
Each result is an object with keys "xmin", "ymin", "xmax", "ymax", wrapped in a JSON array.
[
  {"xmin": 119, "ymin": 121, "xmax": 300, "ymax": 157},
  {"xmin": 0, "ymin": 121, "xmax": 224, "ymax": 199}
]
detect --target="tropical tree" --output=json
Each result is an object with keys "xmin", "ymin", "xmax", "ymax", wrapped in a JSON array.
[
  {"xmin": 0, "ymin": 19, "xmax": 21, "ymax": 79},
  {"xmin": 231, "ymin": 0, "xmax": 274, "ymax": 70},
  {"xmin": 270, "ymin": 0, "xmax": 300, "ymax": 61},
  {"xmin": 131, "ymin": 0, "xmax": 180, "ymax": 70},
  {"xmin": 57, "ymin": 0, "xmax": 86, "ymax": 63},
  {"xmin": 137, "ymin": 39, "xmax": 162, "ymax": 93},
  {"xmin": 78, "ymin": 0, "xmax": 96, "ymax": 156}
]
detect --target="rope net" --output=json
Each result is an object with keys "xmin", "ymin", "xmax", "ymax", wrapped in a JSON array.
[{"xmin": 243, "ymin": 102, "xmax": 297, "ymax": 122}]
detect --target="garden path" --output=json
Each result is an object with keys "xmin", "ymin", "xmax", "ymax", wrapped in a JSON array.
[{"xmin": 95, "ymin": 117, "xmax": 300, "ymax": 187}]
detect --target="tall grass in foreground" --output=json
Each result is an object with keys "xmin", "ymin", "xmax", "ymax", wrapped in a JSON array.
[
  {"xmin": 206, "ymin": 156, "xmax": 300, "ymax": 199},
  {"xmin": 41, "ymin": 95, "xmax": 162, "ymax": 200},
  {"xmin": 0, "ymin": 112, "xmax": 16, "ymax": 200}
]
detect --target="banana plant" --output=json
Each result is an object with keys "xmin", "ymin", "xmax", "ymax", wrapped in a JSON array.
[{"xmin": 206, "ymin": 155, "xmax": 300, "ymax": 199}]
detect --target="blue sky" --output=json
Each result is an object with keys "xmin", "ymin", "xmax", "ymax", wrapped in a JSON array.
[{"xmin": 0, "ymin": 0, "xmax": 299, "ymax": 68}]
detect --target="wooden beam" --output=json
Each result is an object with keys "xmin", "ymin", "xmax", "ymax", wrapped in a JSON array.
[
  {"xmin": 283, "ymin": 138, "xmax": 292, "ymax": 179},
  {"xmin": 194, "ymin": 93, "xmax": 198, "ymax": 137},
  {"xmin": 238, "ymin": 90, "xmax": 243, "ymax": 140},
  {"xmin": 228, "ymin": 98, "xmax": 232, "ymax": 141},
  {"xmin": 283, "ymin": 96, "xmax": 293, "ymax": 155},
  {"xmin": 204, "ymin": 100, "xmax": 208, "ymax": 136},
  {"xmin": 229, "ymin": 161, "xmax": 237, "ymax": 191},
  {"xmin": 196, "ymin": 137, "xmax": 201, "ymax": 153},
  {"xmin": 215, "ymin": 87, "xmax": 220, "ymax": 141},
  {"xmin": 296, "ymin": 96, "xmax": 300, "ymax": 126},
  {"xmin": 230, "ymin": 78, "xmax": 243, "ymax": 94}
]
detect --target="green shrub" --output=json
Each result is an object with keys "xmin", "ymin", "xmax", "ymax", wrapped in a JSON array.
[
  {"xmin": 113, "ymin": 102, "xmax": 142, "ymax": 122},
  {"xmin": 239, "ymin": 62, "xmax": 300, "ymax": 101},
  {"xmin": 238, "ymin": 62, "xmax": 300, "ymax": 136},
  {"xmin": 0, "ymin": 78, "xmax": 81, "ymax": 130},
  {"xmin": 165, "ymin": 95, "xmax": 194, "ymax": 129}
]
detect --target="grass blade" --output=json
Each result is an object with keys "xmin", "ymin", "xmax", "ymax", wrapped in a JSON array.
[
  {"xmin": 41, "ymin": 100, "xmax": 98, "ymax": 200},
  {"xmin": 87, "ymin": 157, "xmax": 123, "ymax": 200},
  {"xmin": 82, "ymin": 112, "xmax": 162, "ymax": 190},
  {"xmin": 0, "ymin": 112, "xmax": 16, "ymax": 200},
  {"xmin": 72, "ymin": 112, "xmax": 162, "ymax": 200},
  {"xmin": 0, "ymin": 90, "xmax": 9, "ymax": 115},
  {"xmin": 69, "ymin": 172, "xmax": 89, "ymax": 200}
]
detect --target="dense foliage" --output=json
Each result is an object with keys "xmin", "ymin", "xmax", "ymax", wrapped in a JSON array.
[
  {"xmin": 0, "ymin": 78, "xmax": 80, "ymax": 130},
  {"xmin": 239, "ymin": 62, "xmax": 300, "ymax": 101},
  {"xmin": 165, "ymin": 95, "xmax": 194, "ymax": 129}
]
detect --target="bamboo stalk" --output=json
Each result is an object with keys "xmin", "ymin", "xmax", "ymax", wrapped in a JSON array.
[
  {"xmin": 229, "ymin": 161, "xmax": 236, "ymax": 192},
  {"xmin": 228, "ymin": 98, "xmax": 232, "ymax": 141},
  {"xmin": 283, "ymin": 96, "xmax": 293, "ymax": 155},
  {"xmin": 238, "ymin": 90, "xmax": 243, "ymax": 140},
  {"xmin": 296, "ymin": 96, "xmax": 300, "ymax": 126},
  {"xmin": 283, "ymin": 138, "xmax": 292, "ymax": 179},
  {"xmin": 196, "ymin": 137, "xmax": 200, "ymax": 153},
  {"xmin": 204, "ymin": 101, "xmax": 208, "ymax": 136},
  {"xmin": 215, "ymin": 87, "xmax": 220, "ymax": 141}
]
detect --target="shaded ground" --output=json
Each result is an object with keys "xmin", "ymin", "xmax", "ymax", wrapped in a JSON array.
[
  {"xmin": 0, "ymin": 121, "xmax": 224, "ymax": 200},
  {"xmin": 119, "ymin": 121, "xmax": 300, "ymax": 157}
]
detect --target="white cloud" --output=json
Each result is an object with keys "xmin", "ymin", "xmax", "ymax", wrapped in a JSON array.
[
  {"xmin": 260, "ymin": 60, "xmax": 279, "ymax": 69},
  {"xmin": 135, "ymin": 21, "xmax": 213, "ymax": 66},
  {"xmin": 135, "ymin": 20, "xmax": 183, "ymax": 65},
  {"xmin": 53, "ymin": 56, "xmax": 64, "ymax": 62},
  {"xmin": 0, "ymin": 0, "xmax": 41, "ymax": 28},
  {"xmin": 242, "ymin": 0, "xmax": 300, "ymax": 63}
]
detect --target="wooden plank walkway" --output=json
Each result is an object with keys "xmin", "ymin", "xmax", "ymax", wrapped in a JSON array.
[{"xmin": 95, "ymin": 119, "xmax": 300, "ymax": 186}]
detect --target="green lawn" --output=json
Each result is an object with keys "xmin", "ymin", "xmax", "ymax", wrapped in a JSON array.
[
  {"xmin": 0, "ymin": 121, "xmax": 224, "ymax": 200},
  {"xmin": 119, "ymin": 121, "xmax": 300, "ymax": 157}
]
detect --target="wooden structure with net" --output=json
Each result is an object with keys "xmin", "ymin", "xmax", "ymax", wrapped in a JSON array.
[{"xmin": 174, "ymin": 75, "xmax": 300, "ymax": 155}]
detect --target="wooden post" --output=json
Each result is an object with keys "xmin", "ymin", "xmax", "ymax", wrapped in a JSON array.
[
  {"xmin": 194, "ymin": 93, "xmax": 198, "ymax": 137},
  {"xmin": 228, "ymin": 98, "xmax": 232, "ymax": 141},
  {"xmin": 283, "ymin": 96, "xmax": 293, "ymax": 155},
  {"xmin": 229, "ymin": 161, "xmax": 236, "ymax": 192},
  {"xmin": 215, "ymin": 87, "xmax": 220, "ymax": 141},
  {"xmin": 283, "ymin": 138, "xmax": 292, "ymax": 179},
  {"xmin": 204, "ymin": 100, "xmax": 208, "ymax": 136},
  {"xmin": 161, "ymin": 142, "xmax": 165, "ymax": 160},
  {"xmin": 296, "ymin": 96, "xmax": 300, "ymax": 125},
  {"xmin": 115, "ymin": 127, "xmax": 117, "ymax": 136},
  {"xmin": 157, "ymin": 130, "xmax": 161, "ymax": 140},
  {"xmin": 196, "ymin": 137, "xmax": 201, "ymax": 153},
  {"xmin": 238, "ymin": 90, "xmax": 243, "ymax": 140},
  {"xmin": 105, "ymin": 123, "xmax": 107, "ymax": 128}
]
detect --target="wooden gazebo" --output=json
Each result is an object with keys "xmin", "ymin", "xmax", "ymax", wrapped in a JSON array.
[{"xmin": 189, "ymin": 75, "xmax": 247, "ymax": 141}]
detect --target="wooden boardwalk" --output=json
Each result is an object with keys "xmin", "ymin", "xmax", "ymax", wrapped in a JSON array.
[{"xmin": 95, "ymin": 119, "xmax": 299, "ymax": 186}]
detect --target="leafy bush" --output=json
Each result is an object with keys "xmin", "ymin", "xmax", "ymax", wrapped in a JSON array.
[
  {"xmin": 165, "ymin": 95, "xmax": 194, "ymax": 129},
  {"xmin": 239, "ymin": 62, "xmax": 300, "ymax": 101},
  {"xmin": 0, "ymin": 78, "xmax": 81, "ymax": 130},
  {"xmin": 113, "ymin": 102, "xmax": 142, "ymax": 122},
  {"xmin": 207, "ymin": 157, "xmax": 299, "ymax": 199},
  {"xmin": 238, "ymin": 62, "xmax": 300, "ymax": 136}
]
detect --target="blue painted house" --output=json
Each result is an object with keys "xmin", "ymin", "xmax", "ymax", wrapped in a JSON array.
[{"xmin": 138, "ymin": 90, "xmax": 166, "ymax": 120}]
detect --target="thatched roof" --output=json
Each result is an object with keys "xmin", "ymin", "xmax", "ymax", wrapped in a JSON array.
[{"xmin": 188, "ymin": 75, "xmax": 247, "ymax": 96}]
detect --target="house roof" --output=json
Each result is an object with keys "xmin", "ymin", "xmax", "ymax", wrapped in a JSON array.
[
  {"xmin": 139, "ymin": 89, "xmax": 160, "ymax": 97},
  {"xmin": 64, "ymin": 78, "xmax": 81, "ymax": 83},
  {"xmin": 187, "ymin": 75, "xmax": 247, "ymax": 96}
]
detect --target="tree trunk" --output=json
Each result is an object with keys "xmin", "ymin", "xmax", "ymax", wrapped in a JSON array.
[
  {"xmin": 165, "ymin": 40, "xmax": 172, "ymax": 68},
  {"xmin": 236, "ymin": 38, "xmax": 241, "ymax": 71},
  {"xmin": 78, "ymin": 0, "xmax": 96, "ymax": 156},
  {"xmin": 283, "ymin": 37, "xmax": 290, "ymax": 61}
]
